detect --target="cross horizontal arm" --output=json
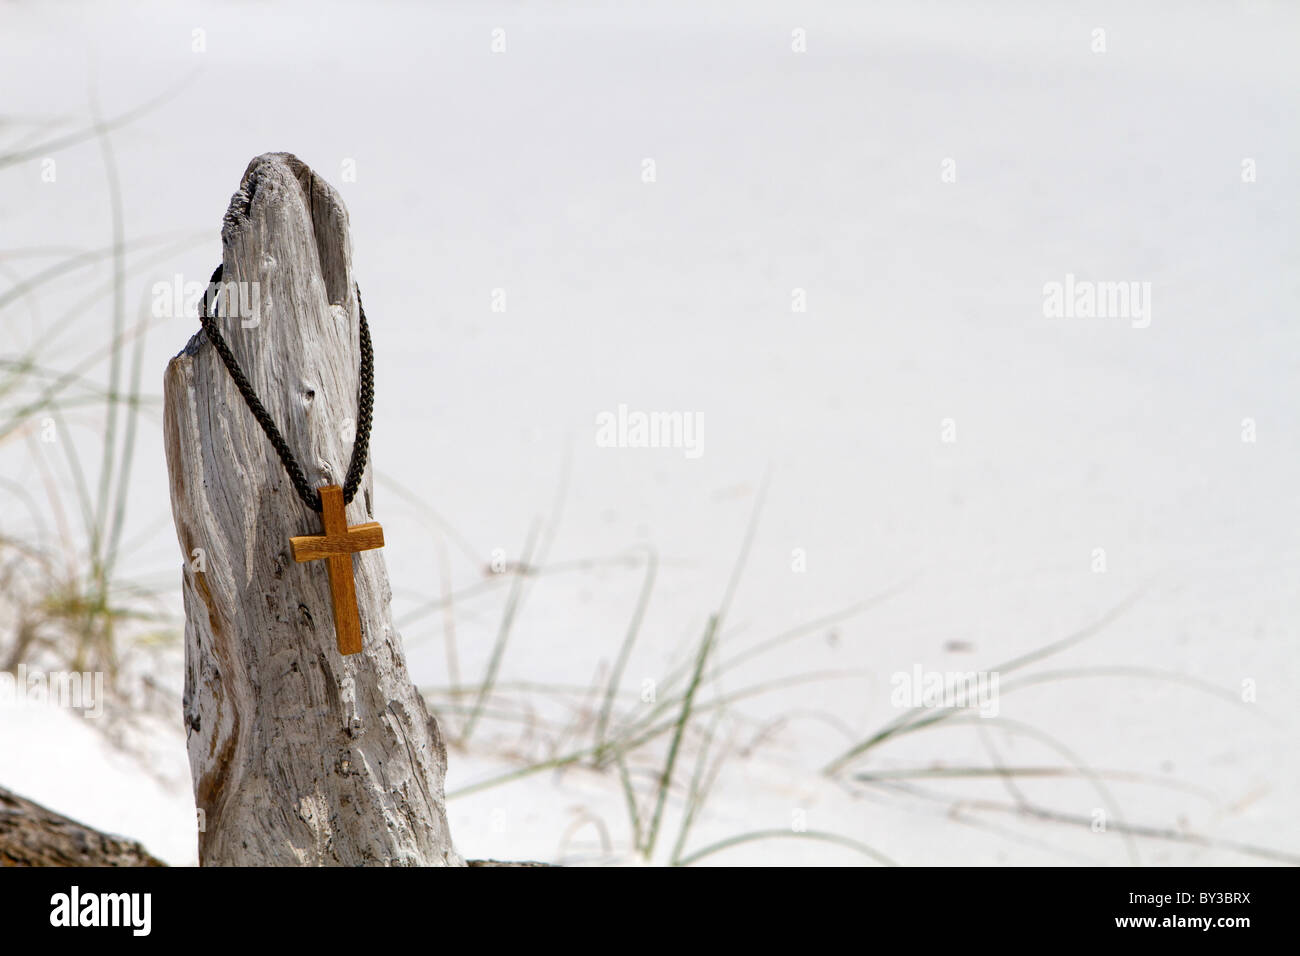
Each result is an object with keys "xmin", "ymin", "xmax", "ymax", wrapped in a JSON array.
[{"xmin": 289, "ymin": 522, "xmax": 384, "ymax": 562}]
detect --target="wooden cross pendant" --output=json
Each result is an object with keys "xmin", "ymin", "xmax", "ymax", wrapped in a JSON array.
[{"xmin": 289, "ymin": 485, "xmax": 384, "ymax": 655}]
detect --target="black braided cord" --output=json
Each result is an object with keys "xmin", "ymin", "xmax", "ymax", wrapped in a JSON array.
[{"xmin": 199, "ymin": 264, "xmax": 374, "ymax": 513}]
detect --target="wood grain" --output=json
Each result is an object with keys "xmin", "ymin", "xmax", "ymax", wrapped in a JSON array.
[{"xmin": 288, "ymin": 523, "xmax": 384, "ymax": 561}]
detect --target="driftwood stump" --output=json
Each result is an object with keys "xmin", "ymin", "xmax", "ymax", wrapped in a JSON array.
[{"xmin": 163, "ymin": 153, "xmax": 461, "ymax": 866}]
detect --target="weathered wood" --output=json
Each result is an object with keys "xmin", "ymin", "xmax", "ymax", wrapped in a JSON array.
[
  {"xmin": 0, "ymin": 786, "xmax": 164, "ymax": 867},
  {"xmin": 290, "ymin": 484, "xmax": 384, "ymax": 654},
  {"xmin": 163, "ymin": 153, "xmax": 462, "ymax": 866}
]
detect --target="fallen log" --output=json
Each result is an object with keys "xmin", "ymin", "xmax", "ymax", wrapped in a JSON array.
[{"xmin": 0, "ymin": 785, "xmax": 164, "ymax": 867}]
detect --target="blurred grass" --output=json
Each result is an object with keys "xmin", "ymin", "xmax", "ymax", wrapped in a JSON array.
[
  {"xmin": 0, "ymin": 93, "xmax": 203, "ymax": 684},
  {"xmin": 422, "ymin": 505, "xmax": 1294, "ymax": 866}
]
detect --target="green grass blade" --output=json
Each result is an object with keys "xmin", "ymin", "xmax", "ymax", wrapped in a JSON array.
[
  {"xmin": 642, "ymin": 612, "xmax": 717, "ymax": 859},
  {"xmin": 594, "ymin": 543, "xmax": 657, "ymax": 760}
]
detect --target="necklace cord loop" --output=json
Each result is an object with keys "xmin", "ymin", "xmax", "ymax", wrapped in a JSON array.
[{"xmin": 199, "ymin": 263, "xmax": 374, "ymax": 513}]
